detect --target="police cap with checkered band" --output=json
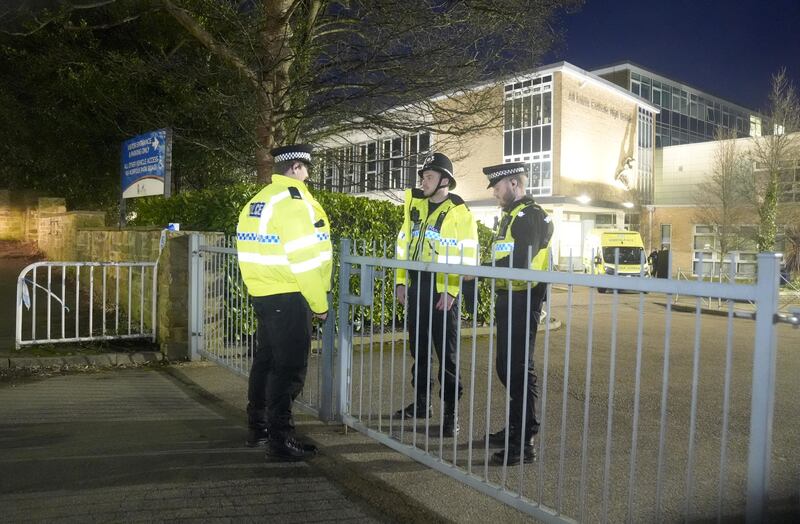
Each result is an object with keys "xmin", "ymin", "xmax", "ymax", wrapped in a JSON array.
[
  {"xmin": 271, "ymin": 143, "xmax": 314, "ymax": 167},
  {"xmin": 418, "ymin": 152, "xmax": 456, "ymax": 189},
  {"xmin": 483, "ymin": 162, "xmax": 528, "ymax": 188}
]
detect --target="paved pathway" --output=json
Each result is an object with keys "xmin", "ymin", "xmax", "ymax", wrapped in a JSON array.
[{"xmin": 0, "ymin": 369, "xmax": 380, "ymax": 523}]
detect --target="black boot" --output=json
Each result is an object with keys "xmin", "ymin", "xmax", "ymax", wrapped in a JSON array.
[
  {"xmin": 266, "ymin": 434, "xmax": 315, "ymax": 461},
  {"xmin": 487, "ymin": 427, "xmax": 508, "ymax": 446},
  {"xmin": 442, "ymin": 402, "xmax": 459, "ymax": 437},
  {"xmin": 491, "ymin": 439, "xmax": 536, "ymax": 465},
  {"xmin": 245, "ymin": 427, "xmax": 269, "ymax": 447},
  {"xmin": 394, "ymin": 400, "xmax": 432, "ymax": 420},
  {"xmin": 254, "ymin": 428, "xmax": 317, "ymax": 453},
  {"xmin": 246, "ymin": 403, "xmax": 268, "ymax": 447}
]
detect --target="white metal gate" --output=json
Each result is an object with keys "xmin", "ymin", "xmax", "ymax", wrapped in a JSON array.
[
  {"xmin": 186, "ymin": 233, "xmax": 799, "ymax": 522},
  {"xmin": 16, "ymin": 261, "xmax": 157, "ymax": 348},
  {"xmin": 187, "ymin": 234, "xmax": 337, "ymax": 420},
  {"xmin": 334, "ymin": 239, "xmax": 799, "ymax": 523}
]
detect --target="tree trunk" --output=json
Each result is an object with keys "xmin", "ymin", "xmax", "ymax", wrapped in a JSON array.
[
  {"xmin": 757, "ymin": 172, "xmax": 779, "ymax": 251},
  {"xmin": 255, "ymin": 85, "xmax": 277, "ymax": 185},
  {"xmin": 255, "ymin": 0, "xmax": 295, "ymax": 184}
]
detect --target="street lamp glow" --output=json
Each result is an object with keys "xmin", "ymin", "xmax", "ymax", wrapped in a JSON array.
[
  {"xmin": 622, "ymin": 201, "xmax": 634, "ymax": 208},
  {"xmin": 576, "ymin": 194, "xmax": 591, "ymax": 204}
]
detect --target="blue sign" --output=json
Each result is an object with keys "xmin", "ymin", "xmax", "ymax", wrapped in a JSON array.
[{"xmin": 120, "ymin": 129, "xmax": 172, "ymax": 199}]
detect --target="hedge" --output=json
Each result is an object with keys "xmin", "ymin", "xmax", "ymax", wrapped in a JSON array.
[{"xmin": 129, "ymin": 184, "xmax": 496, "ymax": 328}]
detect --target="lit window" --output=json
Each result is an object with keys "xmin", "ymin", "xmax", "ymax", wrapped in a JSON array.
[{"xmin": 502, "ymin": 76, "xmax": 554, "ymax": 196}]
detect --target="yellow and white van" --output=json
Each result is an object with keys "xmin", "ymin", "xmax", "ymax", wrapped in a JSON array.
[{"xmin": 583, "ymin": 229, "xmax": 648, "ymax": 286}]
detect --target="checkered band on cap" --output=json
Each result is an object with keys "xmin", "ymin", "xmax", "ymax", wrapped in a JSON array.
[
  {"xmin": 486, "ymin": 165, "xmax": 526, "ymax": 181},
  {"xmin": 270, "ymin": 143, "xmax": 313, "ymax": 166},
  {"xmin": 273, "ymin": 151, "xmax": 312, "ymax": 163},
  {"xmin": 483, "ymin": 162, "xmax": 528, "ymax": 187}
]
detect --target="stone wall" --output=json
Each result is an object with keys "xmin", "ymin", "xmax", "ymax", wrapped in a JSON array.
[
  {"xmin": 3, "ymin": 188, "xmax": 224, "ymax": 359},
  {"xmin": 67, "ymin": 228, "xmax": 223, "ymax": 360},
  {"xmin": 0, "ymin": 190, "xmax": 66, "ymax": 242},
  {"xmin": 37, "ymin": 212, "xmax": 106, "ymax": 260}
]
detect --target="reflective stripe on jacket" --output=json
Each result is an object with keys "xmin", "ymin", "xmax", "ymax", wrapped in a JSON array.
[
  {"xmin": 492, "ymin": 198, "xmax": 552, "ymax": 291},
  {"xmin": 395, "ymin": 188, "xmax": 479, "ymax": 296},
  {"xmin": 236, "ymin": 174, "xmax": 332, "ymax": 314}
]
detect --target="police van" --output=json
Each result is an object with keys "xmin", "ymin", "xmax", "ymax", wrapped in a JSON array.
[{"xmin": 583, "ymin": 229, "xmax": 648, "ymax": 291}]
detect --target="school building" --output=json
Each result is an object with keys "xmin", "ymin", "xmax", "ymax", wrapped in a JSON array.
[{"xmin": 314, "ymin": 60, "xmax": 797, "ymax": 276}]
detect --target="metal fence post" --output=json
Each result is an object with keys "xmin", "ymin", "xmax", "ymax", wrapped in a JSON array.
[
  {"xmin": 336, "ymin": 239, "xmax": 353, "ymax": 421},
  {"xmin": 151, "ymin": 262, "xmax": 158, "ymax": 343},
  {"xmin": 188, "ymin": 233, "xmax": 201, "ymax": 361},
  {"xmin": 319, "ymin": 292, "xmax": 336, "ymax": 421},
  {"xmin": 745, "ymin": 252, "xmax": 781, "ymax": 523},
  {"xmin": 15, "ymin": 273, "xmax": 23, "ymax": 350}
]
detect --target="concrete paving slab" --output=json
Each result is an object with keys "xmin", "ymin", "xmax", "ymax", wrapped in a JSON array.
[
  {"xmin": 0, "ymin": 369, "xmax": 384, "ymax": 523},
  {"xmin": 167, "ymin": 362, "xmax": 535, "ymax": 523}
]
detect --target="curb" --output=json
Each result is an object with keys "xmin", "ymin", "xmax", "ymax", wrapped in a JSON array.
[
  {"xmin": 340, "ymin": 318, "xmax": 563, "ymax": 349},
  {"xmin": 1, "ymin": 352, "xmax": 164, "ymax": 371},
  {"xmin": 656, "ymin": 302, "xmax": 754, "ymax": 318}
]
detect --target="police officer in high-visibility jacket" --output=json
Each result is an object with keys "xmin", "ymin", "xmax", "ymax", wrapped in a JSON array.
[
  {"xmin": 237, "ymin": 144, "xmax": 332, "ymax": 461},
  {"xmin": 394, "ymin": 152, "xmax": 478, "ymax": 437},
  {"xmin": 482, "ymin": 162, "xmax": 553, "ymax": 465}
]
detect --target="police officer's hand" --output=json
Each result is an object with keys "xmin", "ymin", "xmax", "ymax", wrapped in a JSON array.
[
  {"xmin": 396, "ymin": 284, "xmax": 407, "ymax": 306},
  {"xmin": 435, "ymin": 292, "xmax": 456, "ymax": 311},
  {"xmin": 313, "ymin": 311, "xmax": 328, "ymax": 321}
]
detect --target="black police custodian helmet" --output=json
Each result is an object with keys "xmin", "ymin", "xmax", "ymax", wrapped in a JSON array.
[
  {"xmin": 418, "ymin": 152, "xmax": 456, "ymax": 189},
  {"xmin": 271, "ymin": 143, "xmax": 314, "ymax": 167},
  {"xmin": 483, "ymin": 162, "xmax": 528, "ymax": 188}
]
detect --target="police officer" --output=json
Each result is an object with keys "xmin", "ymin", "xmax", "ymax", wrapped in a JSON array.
[
  {"xmin": 394, "ymin": 152, "xmax": 478, "ymax": 437},
  {"xmin": 237, "ymin": 144, "xmax": 332, "ymax": 461},
  {"xmin": 482, "ymin": 162, "xmax": 553, "ymax": 465}
]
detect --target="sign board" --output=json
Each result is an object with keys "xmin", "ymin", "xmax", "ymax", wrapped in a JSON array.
[{"xmin": 120, "ymin": 129, "xmax": 172, "ymax": 199}]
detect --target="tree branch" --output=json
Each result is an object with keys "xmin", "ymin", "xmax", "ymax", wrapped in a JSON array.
[{"xmin": 160, "ymin": 0, "xmax": 258, "ymax": 88}]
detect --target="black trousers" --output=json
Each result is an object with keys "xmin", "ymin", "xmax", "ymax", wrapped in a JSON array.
[
  {"xmin": 407, "ymin": 272, "xmax": 462, "ymax": 405},
  {"xmin": 247, "ymin": 292, "xmax": 312, "ymax": 438},
  {"xmin": 495, "ymin": 284, "xmax": 547, "ymax": 440}
]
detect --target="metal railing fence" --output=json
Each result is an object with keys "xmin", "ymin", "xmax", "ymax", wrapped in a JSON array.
[
  {"xmin": 335, "ymin": 239, "xmax": 796, "ymax": 523},
  {"xmin": 187, "ymin": 234, "xmax": 337, "ymax": 420},
  {"xmin": 186, "ymin": 233, "xmax": 797, "ymax": 522},
  {"xmin": 15, "ymin": 261, "xmax": 157, "ymax": 348}
]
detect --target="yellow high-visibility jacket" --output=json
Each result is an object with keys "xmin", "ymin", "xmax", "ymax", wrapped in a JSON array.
[
  {"xmin": 395, "ymin": 188, "xmax": 478, "ymax": 296},
  {"xmin": 236, "ymin": 174, "xmax": 332, "ymax": 314},
  {"xmin": 490, "ymin": 197, "xmax": 553, "ymax": 291}
]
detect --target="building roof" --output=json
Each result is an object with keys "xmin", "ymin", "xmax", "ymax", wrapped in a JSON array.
[
  {"xmin": 590, "ymin": 60, "xmax": 760, "ymax": 115},
  {"xmin": 316, "ymin": 60, "xmax": 662, "ymax": 143},
  {"xmin": 440, "ymin": 61, "xmax": 660, "ymax": 114}
]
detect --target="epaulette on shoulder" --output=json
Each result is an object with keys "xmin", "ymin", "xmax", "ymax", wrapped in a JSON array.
[
  {"xmin": 523, "ymin": 199, "xmax": 543, "ymax": 213},
  {"xmin": 448, "ymin": 193, "xmax": 465, "ymax": 206},
  {"xmin": 529, "ymin": 203, "xmax": 552, "ymax": 224},
  {"xmin": 288, "ymin": 187, "xmax": 302, "ymax": 199}
]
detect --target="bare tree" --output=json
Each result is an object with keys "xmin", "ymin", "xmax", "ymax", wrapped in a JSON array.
[
  {"xmin": 159, "ymin": 0, "xmax": 581, "ymax": 182},
  {"xmin": 784, "ymin": 225, "xmax": 800, "ymax": 279},
  {"xmin": 694, "ymin": 127, "xmax": 750, "ymax": 258},
  {"xmin": 3, "ymin": 0, "xmax": 581, "ymax": 187},
  {"xmin": 747, "ymin": 69, "xmax": 800, "ymax": 251}
]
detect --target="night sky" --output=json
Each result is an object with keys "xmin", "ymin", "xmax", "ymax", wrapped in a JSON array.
[{"xmin": 551, "ymin": 0, "xmax": 800, "ymax": 112}]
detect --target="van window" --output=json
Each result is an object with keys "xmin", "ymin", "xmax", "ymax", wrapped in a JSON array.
[{"xmin": 602, "ymin": 246, "xmax": 644, "ymax": 264}]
